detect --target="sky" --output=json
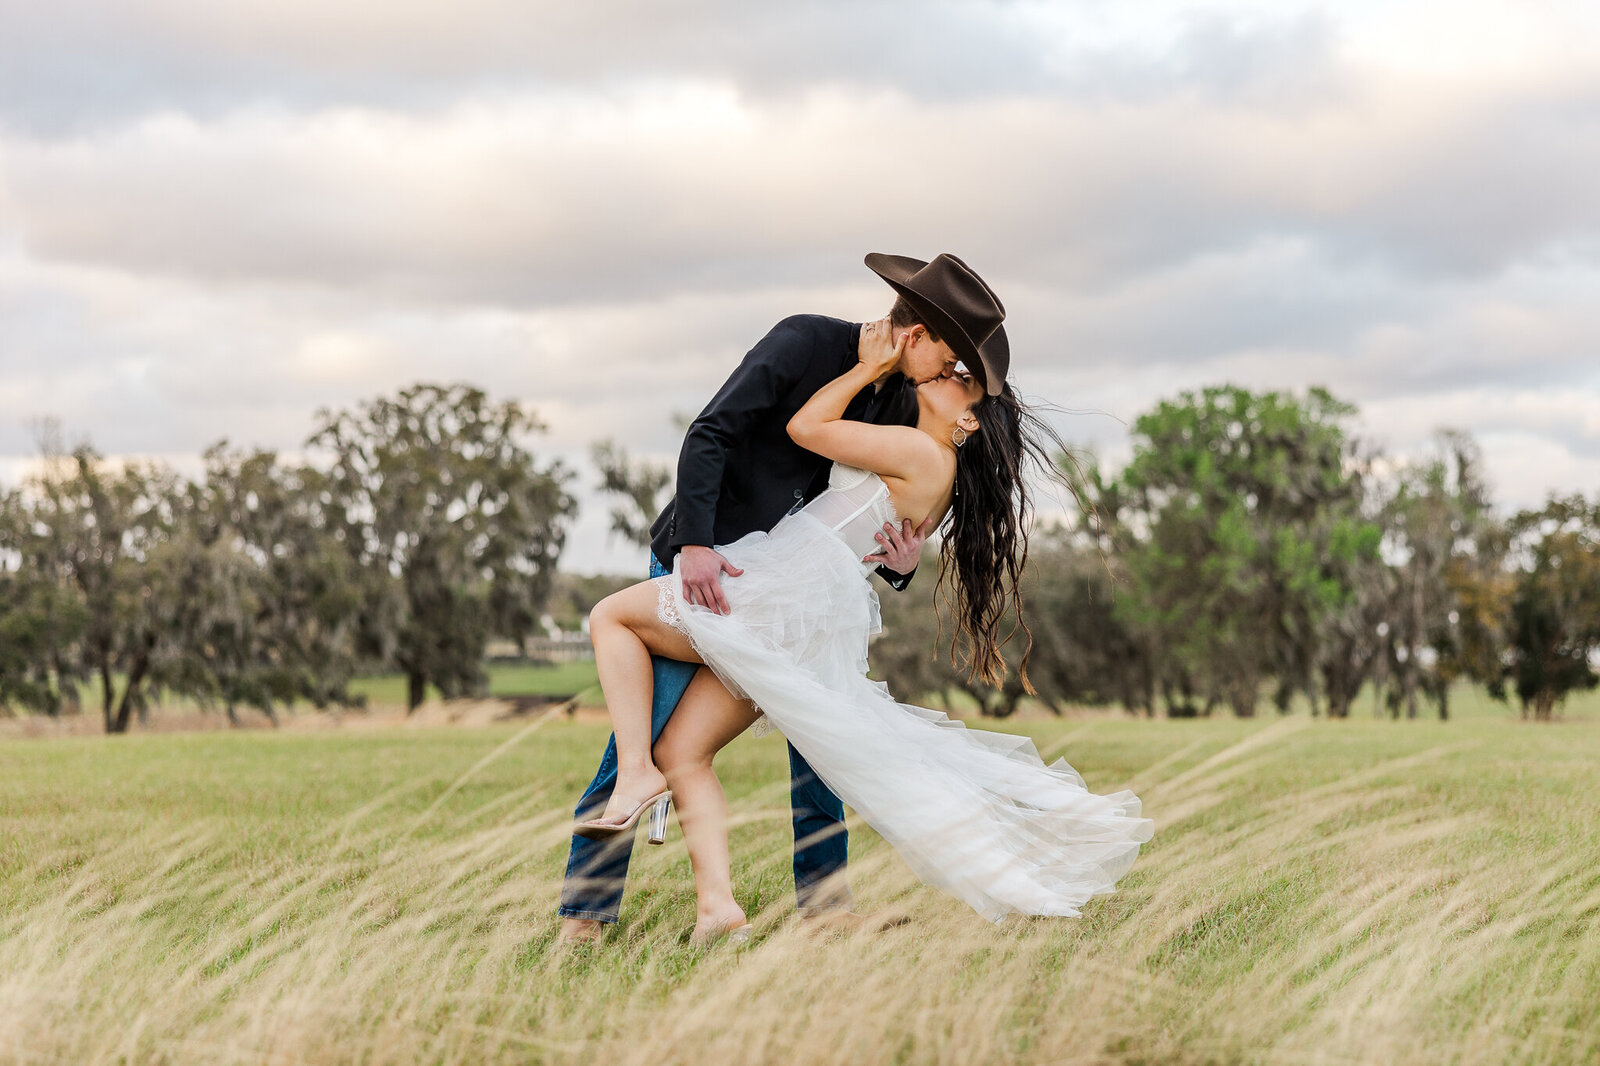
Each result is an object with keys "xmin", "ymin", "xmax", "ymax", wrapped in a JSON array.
[{"xmin": 3, "ymin": 0, "xmax": 1600, "ymax": 574}]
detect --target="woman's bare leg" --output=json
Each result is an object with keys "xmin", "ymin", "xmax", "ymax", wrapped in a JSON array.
[
  {"xmin": 587, "ymin": 581, "xmax": 703, "ymax": 823},
  {"xmin": 654, "ymin": 667, "xmax": 760, "ymax": 937}
]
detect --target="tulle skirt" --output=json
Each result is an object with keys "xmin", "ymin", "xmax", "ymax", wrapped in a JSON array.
[{"xmin": 657, "ymin": 509, "xmax": 1154, "ymax": 922}]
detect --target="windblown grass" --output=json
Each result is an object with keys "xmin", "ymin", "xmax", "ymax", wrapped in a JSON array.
[{"xmin": 2, "ymin": 713, "xmax": 1597, "ymax": 1065}]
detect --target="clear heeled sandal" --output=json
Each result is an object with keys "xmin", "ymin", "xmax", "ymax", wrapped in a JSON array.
[{"xmin": 574, "ymin": 791, "xmax": 672, "ymax": 844}]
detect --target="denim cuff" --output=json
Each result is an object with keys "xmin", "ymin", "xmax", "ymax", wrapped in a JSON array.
[
  {"xmin": 796, "ymin": 894, "xmax": 856, "ymax": 919},
  {"xmin": 794, "ymin": 880, "xmax": 854, "ymax": 918},
  {"xmin": 558, "ymin": 907, "xmax": 621, "ymax": 924}
]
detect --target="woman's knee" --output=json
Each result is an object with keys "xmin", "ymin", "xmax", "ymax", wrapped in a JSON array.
[
  {"xmin": 654, "ymin": 731, "xmax": 711, "ymax": 778},
  {"xmin": 593, "ymin": 581, "xmax": 660, "ymax": 635},
  {"xmin": 589, "ymin": 589, "xmax": 629, "ymax": 633}
]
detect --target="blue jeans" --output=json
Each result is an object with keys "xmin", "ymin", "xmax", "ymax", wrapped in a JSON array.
[{"xmin": 558, "ymin": 554, "xmax": 852, "ymax": 923}]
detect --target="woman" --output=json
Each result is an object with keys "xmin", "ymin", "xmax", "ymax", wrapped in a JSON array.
[{"xmin": 576, "ymin": 328, "xmax": 1153, "ymax": 940}]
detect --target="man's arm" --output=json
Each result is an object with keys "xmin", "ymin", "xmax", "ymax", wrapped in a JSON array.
[
  {"xmin": 671, "ymin": 317, "xmax": 816, "ymax": 552},
  {"xmin": 786, "ymin": 329, "xmax": 936, "ymax": 590},
  {"xmin": 673, "ymin": 317, "xmax": 819, "ymax": 613}
]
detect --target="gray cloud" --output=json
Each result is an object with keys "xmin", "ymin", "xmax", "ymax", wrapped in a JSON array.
[
  {"xmin": 0, "ymin": 0, "xmax": 1045, "ymax": 133},
  {"xmin": 0, "ymin": 2, "xmax": 1364, "ymax": 138},
  {"xmin": 8, "ymin": 66, "xmax": 1600, "ymax": 322}
]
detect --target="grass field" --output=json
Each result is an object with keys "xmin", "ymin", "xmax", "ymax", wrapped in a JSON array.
[
  {"xmin": 35, "ymin": 656, "xmax": 1600, "ymax": 726},
  {"xmin": 2, "ymin": 709, "xmax": 1598, "ymax": 1065}
]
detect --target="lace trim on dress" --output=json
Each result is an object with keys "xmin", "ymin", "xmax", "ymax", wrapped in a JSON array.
[
  {"xmin": 653, "ymin": 575, "xmax": 775, "ymax": 738},
  {"xmin": 653, "ymin": 576, "xmax": 694, "ymax": 651}
]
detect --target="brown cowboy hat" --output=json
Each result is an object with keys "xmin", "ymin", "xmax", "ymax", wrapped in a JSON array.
[{"xmin": 865, "ymin": 252, "xmax": 1009, "ymax": 395}]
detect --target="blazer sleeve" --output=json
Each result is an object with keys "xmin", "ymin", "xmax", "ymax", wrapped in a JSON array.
[
  {"xmin": 669, "ymin": 317, "xmax": 817, "ymax": 552},
  {"xmin": 876, "ymin": 564, "xmax": 914, "ymax": 591}
]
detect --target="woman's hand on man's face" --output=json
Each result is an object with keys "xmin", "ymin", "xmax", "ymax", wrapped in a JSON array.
[{"xmin": 858, "ymin": 320, "xmax": 907, "ymax": 380}]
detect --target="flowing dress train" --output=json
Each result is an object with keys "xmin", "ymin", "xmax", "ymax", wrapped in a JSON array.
[{"xmin": 655, "ymin": 463, "xmax": 1154, "ymax": 922}]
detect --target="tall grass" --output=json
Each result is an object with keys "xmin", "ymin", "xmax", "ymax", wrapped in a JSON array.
[{"xmin": 2, "ymin": 713, "xmax": 1596, "ymax": 1065}]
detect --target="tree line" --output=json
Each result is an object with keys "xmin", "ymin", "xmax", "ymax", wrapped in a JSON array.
[
  {"xmin": 582, "ymin": 383, "xmax": 1600, "ymax": 722},
  {"xmin": 870, "ymin": 386, "xmax": 1600, "ymax": 721},
  {"xmin": 4, "ymin": 381, "xmax": 1598, "ymax": 729},
  {"xmin": 0, "ymin": 384, "xmax": 575, "ymax": 730}
]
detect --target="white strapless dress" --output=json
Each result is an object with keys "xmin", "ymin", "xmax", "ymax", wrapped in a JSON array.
[{"xmin": 655, "ymin": 463, "xmax": 1153, "ymax": 922}]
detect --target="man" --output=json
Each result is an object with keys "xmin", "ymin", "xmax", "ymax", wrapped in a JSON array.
[{"xmin": 558, "ymin": 252, "xmax": 1007, "ymax": 943}]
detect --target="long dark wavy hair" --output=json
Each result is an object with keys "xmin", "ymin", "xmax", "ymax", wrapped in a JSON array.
[{"xmin": 938, "ymin": 383, "xmax": 1078, "ymax": 691}]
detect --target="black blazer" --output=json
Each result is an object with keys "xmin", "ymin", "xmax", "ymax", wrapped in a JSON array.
[{"xmin": 649, "ymin": 314, "xmax": 919, "ymax": 586}]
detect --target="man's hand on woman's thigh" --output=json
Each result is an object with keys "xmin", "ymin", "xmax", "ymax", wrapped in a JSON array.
[{"xmin": 678, "ymin": 544, "xmax": 744, "ymax": 615}]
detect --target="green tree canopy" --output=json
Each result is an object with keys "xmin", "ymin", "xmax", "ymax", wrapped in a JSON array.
[
  {"xmin": 309, "ymin": 383, "xmax": 577, "ymax": 710},
  {"xmin": 1, "ymin": 448, "xmax": 180, "ymax": 731},
  {"xmin": 1117, "ymin": 385, "xmax": 1381, "ymax": 716},
  {"xmin": 153, "ymin": 445, "xmax": 365, "ymax": 725},
  {"xmin": 1504, "ymin": 496, "xmax": 1600, "ymax": 720}
]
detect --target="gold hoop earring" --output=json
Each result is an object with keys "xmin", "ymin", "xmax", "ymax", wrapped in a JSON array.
[{"xmin": 952, "ymin": 426, "xmax": 968, "ymax": 448}]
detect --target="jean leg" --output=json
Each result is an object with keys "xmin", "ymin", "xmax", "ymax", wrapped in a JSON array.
[
  {"xmin": 558, "ymin": 734, "xmax": 630, "ymax": 921},
  {"xmin": 788, "ymin": 742, "xmax": 853, "ymax": 915},
  {"xmin": 558, "ymin": 558, "xmax": 698, "ymax": 923}
]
